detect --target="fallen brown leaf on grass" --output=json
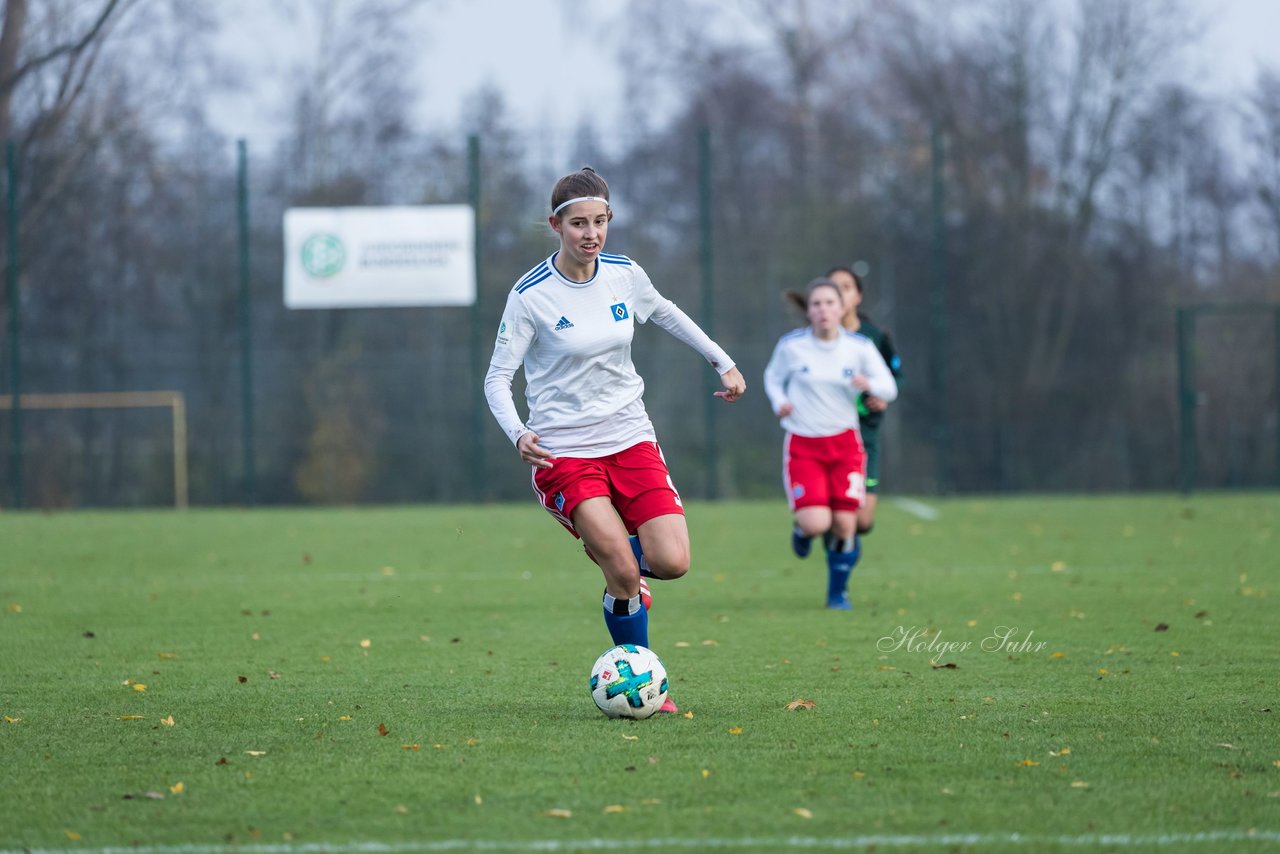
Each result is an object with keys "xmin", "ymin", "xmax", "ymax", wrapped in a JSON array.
[
  {"xmin": 931, "ymin": 662, "xmax": 958, "ymax": 669},
  {"xmin": 377, "ymin": 723, "xmax": 389, "ymax": 736},
  {"xmin": 544, "ymin": 808, "xmax": 572, "ymax": 819},
  {"xmin": 786, "ymin": 699, "xmax": 816, "ymax": 711},
  {"xmin": 118, "ymin": 715, "xmax": 145, "ymax": 721},
  {"xmin": 1155, "ymin": 623, "xmax": 1169, "ymax": 632},
  {"xmin": 160, "ymin": 716, "xmax": 175, "ymax": 726},
  {"xmin": 792, "ymin": 807, "xmax": 813, "ymax": 819}
]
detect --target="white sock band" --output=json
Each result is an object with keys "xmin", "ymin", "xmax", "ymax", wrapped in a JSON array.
[{"xmin": 603, "ymin": 592, "xmax": 642, "ymax": 616}]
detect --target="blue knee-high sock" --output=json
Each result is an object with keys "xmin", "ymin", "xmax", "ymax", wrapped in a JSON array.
[
  {"xmin": 603, "ymin": 591, "xmax": 649, "ymax": 646},
  {"xmin": 629, "ymin": 535, "xmax": 654, "ymax": 578},
  {"xmin": 826, "ymin": 535, "xmax": 861, "ymax": 600}
]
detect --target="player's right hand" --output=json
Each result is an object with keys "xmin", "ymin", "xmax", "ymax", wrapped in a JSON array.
[{"xmin": 517, "ymin": 431, "xmax": 555, "ymax": 469}]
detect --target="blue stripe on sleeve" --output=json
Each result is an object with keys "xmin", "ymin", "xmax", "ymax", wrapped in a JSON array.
[
  {"xmin": 514, "ymin": 261, "xmax": 549, "ymax": 289},
  {"xmin": 516, "ymin": 270, "xmax": 554, "ymax": 293}
]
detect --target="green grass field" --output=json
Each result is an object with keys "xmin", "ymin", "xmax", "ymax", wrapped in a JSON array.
[{"xmin": 2, "ymin": 494, "xmax": 1278, "ymax": 852}]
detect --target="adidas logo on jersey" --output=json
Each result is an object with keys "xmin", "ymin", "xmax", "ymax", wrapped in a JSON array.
[{"xmin": 554, "ymin": 316, "xmax": 574, "ymax": 331}]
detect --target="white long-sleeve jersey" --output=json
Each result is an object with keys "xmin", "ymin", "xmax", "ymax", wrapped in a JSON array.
[
  {"xmin": 763, "ymin": 328, "xmax": 898, "ymax": 438},
  {"xmin": 484, "ymin": 251, "xmax": 735, "ymax": 458}
]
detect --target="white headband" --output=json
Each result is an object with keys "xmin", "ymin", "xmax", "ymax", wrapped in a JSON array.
[{"xmin": 552, "ymin": 195, "xmax": 610, "ymax": 216}]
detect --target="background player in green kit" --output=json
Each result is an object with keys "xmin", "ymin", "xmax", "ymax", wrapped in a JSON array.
[{"xmin": 827, "ymin": 266, "xmax": 903, "ymax": 565}]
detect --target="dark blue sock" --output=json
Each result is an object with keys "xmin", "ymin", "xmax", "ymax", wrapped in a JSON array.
[
  {"xmin": 603, "ymin": 594, "xmax": 649, "ymax": 646},
  {"xmin": 826, "ymin": 552, "xmax": 853, "ymax": 601},
  {"xmin": 629, "ymin": 535, "xmax": 655, "ymax": 579},
  {"xmin": 826, "ymin": 536, "xmax": 860, "ymax": 600}
]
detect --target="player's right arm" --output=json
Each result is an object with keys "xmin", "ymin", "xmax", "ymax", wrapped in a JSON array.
[
  {"xmin": 483, "ymin": 292, "xmax": 538, "ymax": 450},
  {"xmin": 763, "ymin": 337, "xmax": 793, "ymax": 418}
]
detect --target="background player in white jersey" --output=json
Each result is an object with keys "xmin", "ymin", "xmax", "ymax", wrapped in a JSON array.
[
  {"xmin": 484, "ymin": 167, "xmax": 746, "ymax": 712},
  {"xmin": 763, "ymin": 277, "xmax": 897, "ymax": 610}
]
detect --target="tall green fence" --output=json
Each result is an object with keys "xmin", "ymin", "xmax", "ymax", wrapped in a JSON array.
[{"xmin": 2, "ymin": 129, "xmax": 1276, "ymax": 508}]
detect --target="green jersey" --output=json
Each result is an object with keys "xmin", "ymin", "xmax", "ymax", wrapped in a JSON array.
[{"xmin": 854, "ymin": 313, "xmax": 901, "ymax": 431}]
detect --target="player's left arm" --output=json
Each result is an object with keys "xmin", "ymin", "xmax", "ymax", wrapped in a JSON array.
[
  {"xmin": 635, "ymin": 266, "xmax": 743, "ymax": 400},
  {"xmin": 880, "ymin": 330, "xmax": 902, "ymax": 381}
]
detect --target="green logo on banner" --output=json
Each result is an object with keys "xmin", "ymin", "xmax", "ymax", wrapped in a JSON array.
[{"xmin": 301, "ymin": 234, "xmax": 345, "ymax": 278}]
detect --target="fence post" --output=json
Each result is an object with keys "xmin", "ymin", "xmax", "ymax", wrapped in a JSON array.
[
  {"xmin": 5, "ymin": 141, "xmax": 20, "ymax": 510},
  {"xmin": 930, "ymin": 123, "xmax": 951, "ymax": 494},
  {"xmin": 468, "ymin": 134, "xmax": 486, "ymax": 498},
  {"xmin": 1274, "ymin": 306, "xmax": 1279, "ymax": 488},
  {"xmin": 1175, "ymin": 306, "xmax": 1196, "ymax": 494},
  {"xmin": 698, "ymin": 128, "xmax": 719, "ymax": 499},
  {"xmin": 237, "ymin": 139, "xmax": 256, "ymax": 504}
]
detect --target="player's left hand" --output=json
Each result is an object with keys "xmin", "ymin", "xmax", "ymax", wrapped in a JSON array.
[
  {"xmin": 865, "ymin": 394, "xmax": 889, "ymax": 412},
  {"xmin": 714, "ymin": 367, "xmax": 746, "ymax": 403}
]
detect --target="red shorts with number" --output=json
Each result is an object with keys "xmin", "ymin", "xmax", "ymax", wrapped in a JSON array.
[
  {"xmin": 783, "ymin": 430, "xmax": 866, "ymax": 512},
  {"xmin": 532, "ymin": 441, "xmax": 684, "ymax": 538}
]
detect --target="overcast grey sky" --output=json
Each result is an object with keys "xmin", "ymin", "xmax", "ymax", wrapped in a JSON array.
[{"xmin": 209, "ymin": 0, "xmax": 1280, "ymax": 144}]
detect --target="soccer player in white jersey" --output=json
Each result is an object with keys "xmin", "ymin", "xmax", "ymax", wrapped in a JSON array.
[
  {"xmin": 484, "ymin": 167, "xmax": 746, "ymax": 712},
  {"xmin": 763, "ymin": 277, "xmax": 897, "ymax": 610}
]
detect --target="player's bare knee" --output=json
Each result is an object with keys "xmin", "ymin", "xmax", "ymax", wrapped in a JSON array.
[
  {"xmin": 648, "ymin": 546, "xmax": 690, "ymax": 580},
  {"xmin": 797, "ymin": 519, "xmax": 827, "ymax": 538}
]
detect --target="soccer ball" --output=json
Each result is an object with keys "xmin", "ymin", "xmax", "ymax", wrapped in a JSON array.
[{"xmin": 589, "ymin": 644, "xmax": 669, "ymax": 719}]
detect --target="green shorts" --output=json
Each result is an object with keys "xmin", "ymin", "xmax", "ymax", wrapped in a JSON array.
[{"xmin": 861, "ymin": 426, "xmax": 881, "ymax": 493}]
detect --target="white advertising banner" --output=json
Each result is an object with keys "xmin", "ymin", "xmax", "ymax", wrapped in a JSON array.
[{"xmin": 284, "ymin": 205, "xmax": 475, "ymax": 308}]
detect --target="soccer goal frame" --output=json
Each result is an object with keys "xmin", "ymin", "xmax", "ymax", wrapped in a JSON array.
[
  {"xmin": 1176, "ymin": 303, "xmax": 1280, "ymax": 493},
  {"xmin": 0, "ymin": 390, "xmax": 189, "ymax": 509}
]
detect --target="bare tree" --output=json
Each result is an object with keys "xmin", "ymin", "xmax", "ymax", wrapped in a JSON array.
[
  {"xmin": 269, "ymin": 0, "xmax": 425, "ymax": 189},
  {"xmin": 0, "ymin": 0, "xmax": 131, "ymax": 145},
  {"xmin": 1248, "ymin": 67, "xmax": 1280, "ymax": 261}
]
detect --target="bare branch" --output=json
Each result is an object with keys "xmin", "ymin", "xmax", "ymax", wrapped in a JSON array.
[{"xmin": 2, "ymin": 0, "xmax": 129, "ymax": 90}]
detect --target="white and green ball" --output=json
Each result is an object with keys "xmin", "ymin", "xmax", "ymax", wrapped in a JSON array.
[{"xmin": 589, "ymin": 644, "xmax": 669, "ymax": 719}]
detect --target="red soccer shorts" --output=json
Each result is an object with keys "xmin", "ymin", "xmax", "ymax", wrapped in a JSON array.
[
  {"xmin": 783, "ymin": 430, "xmax": 866, "ymax": 512},
  {"xmin": 532, "ymin": 441, "xmax": 684, "ymax": 538}
]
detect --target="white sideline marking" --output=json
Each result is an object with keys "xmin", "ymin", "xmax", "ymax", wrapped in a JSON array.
[
  {"xmin": 892, "ymin": 497, "xmax": 940, "ymax": 521},
  {"xmin": 7, "ymin": 830, "xmax": 1280, "ymax": 852}
]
